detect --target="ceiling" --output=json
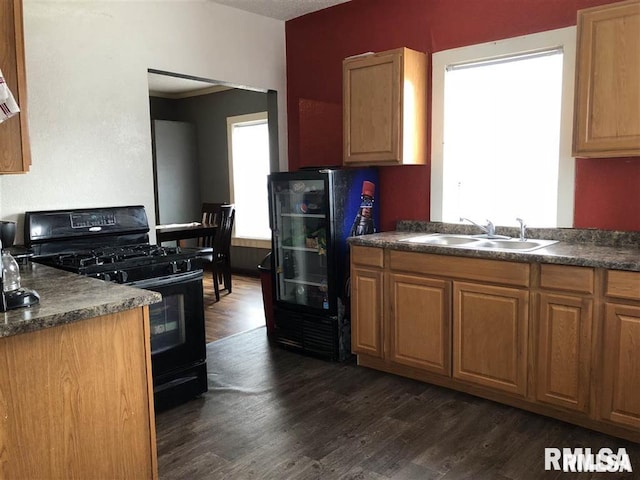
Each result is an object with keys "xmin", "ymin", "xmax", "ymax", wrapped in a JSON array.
[
  {"xmin": 208, "ymin": 0, "xmax": 350, "ymax": 21},
  {"xmin": 148, "ymin": 72, "xmax": 234, "ymax": 98},
  {"xmin": 149, "ymin": 1, "xmax": 350, "ymax": 95}
]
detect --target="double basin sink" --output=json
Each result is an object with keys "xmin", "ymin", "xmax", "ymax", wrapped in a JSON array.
[{"xmin": 400, "ymin": 234, "xmax": 558, "ymax": 252}]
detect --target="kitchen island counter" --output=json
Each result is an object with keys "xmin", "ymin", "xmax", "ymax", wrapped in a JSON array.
[
  {"xmin": 0, "ymin": 261, "xmax": 160, "ymax": 479},
  {"xmin": 0, "ymin": 262, "xmax": 161, "ymax": 338},
  {"xmin": 348, "ymin": 227, "xmax": 640, "ymax": 272}
]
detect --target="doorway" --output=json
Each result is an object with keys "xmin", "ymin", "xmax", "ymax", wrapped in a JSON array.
[
  {"xmin": 148, "ymin": 69, "xmax": 278, "ymax": 230},
  {"xmin": 148, "ymin": 69, "xmax": 275, "ymax": 343}
]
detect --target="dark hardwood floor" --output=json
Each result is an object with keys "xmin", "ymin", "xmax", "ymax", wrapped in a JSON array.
[
  {"xmin": 156, "ymin": 327, "xmax": 640, "ymax": 480},
  {"xmin": 203, "ymin": 271, "xmax": 266, "ymax": 343}
]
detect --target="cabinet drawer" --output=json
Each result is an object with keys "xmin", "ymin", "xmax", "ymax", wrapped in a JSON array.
[
  {"xmin": 540, "ymin": 264, "xmax": 594, "ymax": 294},
  {"xmin": 351, "ymin": 246, "xmax": 384, "ymax": 268},
  {"xmin": 606, "ymin": 270, "xmax": 640, "ymax": 301},
  {"xmin": 389, "ymin": 250, "xmax": 529, "ymax": 287}
]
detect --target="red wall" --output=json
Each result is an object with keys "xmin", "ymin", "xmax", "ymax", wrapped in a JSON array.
[{"xmin": 286, "ymin": 0, "xmax": 640, "ymax": 232}]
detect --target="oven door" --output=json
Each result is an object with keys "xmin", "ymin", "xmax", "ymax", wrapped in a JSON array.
[{"xmin": 128, "ymin": 269, "xmax": 206, "ymax": 378}]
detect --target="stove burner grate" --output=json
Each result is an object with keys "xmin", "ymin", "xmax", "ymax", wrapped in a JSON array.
[{"xmin": 52, "ymin": 245, "xmax": 182, "ymax": 268}]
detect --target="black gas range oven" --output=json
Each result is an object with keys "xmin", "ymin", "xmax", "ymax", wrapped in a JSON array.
[{"xmin": 24, "ymin": 205, "xmax": 208, "ymax": 411}]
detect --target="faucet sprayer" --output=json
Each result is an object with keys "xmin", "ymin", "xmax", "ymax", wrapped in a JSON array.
[{"xmin": 516, "ymin": 218, "xmax": 527, "ymax": 241}]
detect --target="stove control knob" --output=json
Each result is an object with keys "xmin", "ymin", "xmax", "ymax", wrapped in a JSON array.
[
  {"xmin": 169, "ymin": 261, "xmax": 178, "ymax": 274},
  {"xmin": 116, "ymin": 270, "xmax": 128, "ymax": 283},
  {"xmin": 182, "ymin": 259, "xmax": 192, "ymax": 271},
  {"xmin": 98, "ymin": 272, "xmax": 111, "ymax": 282}
]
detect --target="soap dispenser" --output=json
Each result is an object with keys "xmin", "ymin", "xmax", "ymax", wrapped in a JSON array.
[
  {"xmin": 2, "ymin": 248, "xmax": 21, "ymax": 292},
  {"xmin": 0, "ymin": 228, "xmax": 39, "ymax": 312}
]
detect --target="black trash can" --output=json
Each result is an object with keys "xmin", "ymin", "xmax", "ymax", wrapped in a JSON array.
[{"xmin": 258, "ymin": 252, "xmax": 275, "ymax": 337}]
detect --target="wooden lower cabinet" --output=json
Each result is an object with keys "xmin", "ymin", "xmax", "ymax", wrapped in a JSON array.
[
  {"xmin": 600, "ymin": 302, "xmax": 640, "ymax": 429},
  {"xmin": 535, "ymin": 292, "xmax": 593, "ymax": 412},
  {"xmin": 351, "ymin": 265, "xmax": 384, "ymax": 358},
  {"xmin": 389, "ymin": 274, "xmax": 451, "ymax": 375},
  {"xmin": 0, "ymin": 308, "xmax": 157, "ymax": 480},
  {"xmin": 453, "ymin": 282, "xmax": 529, "ymax": 396},
  {"xmin": 350, "ymin": 249, "xmax": 639, "ymax": 441}
]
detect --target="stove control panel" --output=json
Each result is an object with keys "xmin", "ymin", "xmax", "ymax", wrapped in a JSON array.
[{"xmin": 71, "ymin": 212, "xmax": 116, "ymax": 228}]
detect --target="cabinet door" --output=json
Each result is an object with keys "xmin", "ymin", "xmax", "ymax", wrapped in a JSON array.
[
  {"xmin": 343, "ymin": 50, "xmax": 401, "ymax": 164},
  {"xmin": 600, "ymin": 303, "xmax": 640, "ymax": 429},
  {"xmin": 0, "ymin": 0, "xmax": 30, "ymax": 173},
  {"xmin": 453, "ymin": 282, "xmax": 529, "ymax": 396},
  {"xmin": 351, "ymin": 266, "xmax": 384, "ymax": 358},
  {"xmin": 389, "ymin": 274, "xmax": 451, "ymax": 375},
  {"xmin": 0, "ymin": 309, "xmax": 156, "ymax": 479},
  {"xmin": 536, "ymin": 293, "xmax": 592, "ymax": 413},
  {"xmin": 573, "ymin": 0, "xmax": 640, "ymax": 157}
]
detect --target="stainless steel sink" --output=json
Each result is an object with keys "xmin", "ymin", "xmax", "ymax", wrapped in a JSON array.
[
  {"xmin": 400, "ymin": 234, "xmax": 558, "ymax": 252},
  {"xmin": 401, "ymin": 234, "xmax": 482, "ymax": 246},
  {"xmin": 473, "ymin": 239, "xmax": 558, "ymax": 252}
]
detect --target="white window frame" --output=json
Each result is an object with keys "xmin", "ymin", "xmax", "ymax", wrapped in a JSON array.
[
  {"xmin": 227, "ymin": 111, "xmax": 271, "ymax": 249},
  {"xmin": 430, "ymin": 26, "xmax": 577, "ymax": 227}
]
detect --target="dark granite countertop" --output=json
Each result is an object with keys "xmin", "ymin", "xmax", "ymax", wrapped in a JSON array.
[
  {"xmin": 0, "ymin": 263, "xmax": 162, "ymax": 338},
  {"xmin": 348, "ymin": 223, "xmax": 640, "ymax": 272}
]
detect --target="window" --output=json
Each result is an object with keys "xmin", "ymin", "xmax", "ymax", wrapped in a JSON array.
[
  {"xmin": 431, "ymin": 27, "xmax": 577, "ymax": 228},
  {"xmin": 227, "ymin": 112, "xmax": 271, "ymax": 246}
]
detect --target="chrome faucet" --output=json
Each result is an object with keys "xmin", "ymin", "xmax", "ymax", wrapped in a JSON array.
[
  {"xmin": 516, "ymin": 218, "xmax": 527, "ymax": 241},
  {"xmin": 460, "ymin": 217, "xmax": 496, "ymax": 237}
]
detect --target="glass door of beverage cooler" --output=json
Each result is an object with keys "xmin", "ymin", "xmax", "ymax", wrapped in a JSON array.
[{"xmin": 271, "ymin": 177, "xmax": 329, "ymax": 311}]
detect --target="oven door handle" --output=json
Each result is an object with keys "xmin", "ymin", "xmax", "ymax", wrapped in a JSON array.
[{"xmin": 127, "ymin": 269, "xmax": 203, "ymax": 289}]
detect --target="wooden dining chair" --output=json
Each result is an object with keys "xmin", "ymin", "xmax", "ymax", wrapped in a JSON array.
[
  {"xmin": 212, "ymin": 204, "xmax": 235, "ymax": 301},
  {"xmin": 199, "ymin": 203, "xmax": 235, "ymax": 302},
  {"xmin": 198, "ymin": 202, "xmax": 226, "ymax": 249}
]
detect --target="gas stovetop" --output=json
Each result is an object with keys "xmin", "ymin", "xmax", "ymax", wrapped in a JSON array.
[
  {"xmin": 24, "ymin": 206, "xmax": 208, "ymax": 284},
  {"xmin": 35, "ymin": 244, "xmax": 203, "ymax": 283},
  {"xmin": 49, "ymin": 244, "xmax": 182, "ymax": 268}
]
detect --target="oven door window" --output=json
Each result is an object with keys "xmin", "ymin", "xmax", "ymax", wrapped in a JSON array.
[
  {"xmin": 130, "ymin": 270, "xmax": 206, "ymax": 378},
  {"xmin": 150, "ymin": 293, "xmax": 187, "ymax": 354}
]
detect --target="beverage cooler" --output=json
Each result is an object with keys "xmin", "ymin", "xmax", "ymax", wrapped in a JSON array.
[{"xmin": 268, "ymin": 168, "xmax": 379, "ymax": 361}]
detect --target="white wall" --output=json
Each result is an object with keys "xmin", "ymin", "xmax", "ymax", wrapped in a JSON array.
[{"xmin": 2, "ymin": 0, "xmax": 287, "ymax": 243}]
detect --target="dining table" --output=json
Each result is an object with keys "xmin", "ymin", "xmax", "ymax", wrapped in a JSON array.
[{"xmin": 155, "ymin": 222, "xmax": 217, "ymax": 245}]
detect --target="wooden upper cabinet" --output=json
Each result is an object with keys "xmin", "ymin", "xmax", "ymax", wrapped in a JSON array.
[
  {"xmin": 0, "ymin": 0, "xmax": 30, "ymax": 173},
  {"xmin": 573, "ymin": 0, "xmax": 640, "ymax": 157},
  {"xmin": 343, "ymin": 47, "xmax": 426, "ymax": 166}
]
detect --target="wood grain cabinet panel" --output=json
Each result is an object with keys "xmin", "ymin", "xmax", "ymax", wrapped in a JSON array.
[
  {"xmin": 343, "ymin": 47, "xmax": 426, "ymax": 165},
  {"xmin": 453, "ymin": 282, "xmax": 529, "ymax": 396},
  {"xmin": 389, "ymin": 274, "xmax": 451, "ymax": 375},
  {"xmin": 540, "ymin": 264, "xmax": 594, "ymax": 294},
  {"xmin": 351, "ymin": 245, "xmax": 384, "ymax": 269},
  {"xmin": 0, "ymin": 0, "xmax": 31, "ymax": 173},
  {"xmin": 351, "ymin": 266, "xmax": 384, "ymax": 358},
  {"xmin": 606, "ymin": 270, "xmax": 640, "ymax": 301},
  {"xmin": 389, "ymin": 250, "xmax": 529, "ymax": 287},
  {"xmin": 0, "ymin": 309, "xmax": 157, "ymax": 479},
  {"xmin": 535, "ymin": 292, "xmax": 593, "ymax": 413},
  {"xmin": 600, "ymin": 302, "xmax": 640, "ymax": 429},
  {"xmin": 573, "ymin": 0, "xmax": 640, "ymax": 157}
]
